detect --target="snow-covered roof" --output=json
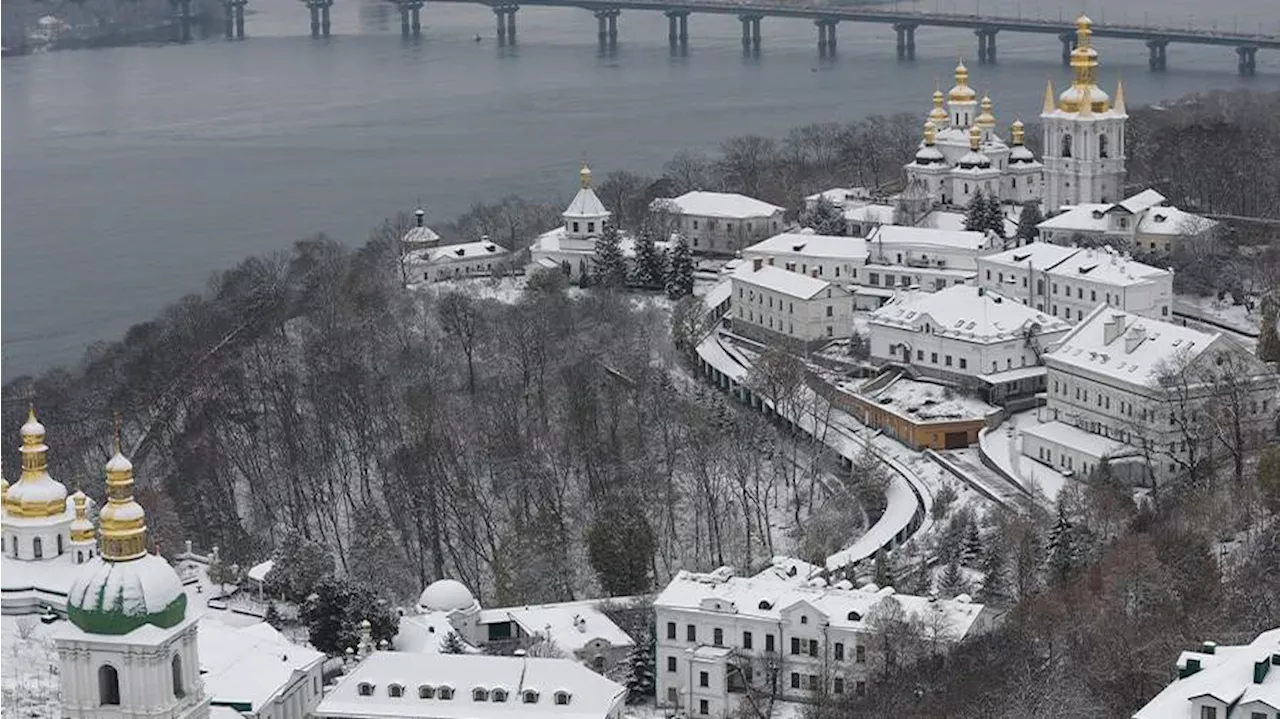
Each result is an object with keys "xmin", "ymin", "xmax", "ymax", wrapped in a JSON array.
[
  {"xmin": 313, "ymin": 652, "xmax": 627, "ymax": 719},
  {"xmin": 246, "ymin": 559, "xmax": 274, "ymax": 584},
  {"xmin": 1039, "ymin": 189, "xmax": 1216, "ymax": 238},
  {"xmin": 477, "ymin": 599, "xmax": 635, "ymax": 654},
  {"xmin": 857, "ymin": 375, "xmax": 998, "ymax": 421},
  {"xmin": 1112, "ymin": 188, "xmax": 1166, "ymax": 215},
  {"xmin": 1021, "ymin": 420, "xmax": 1138, "ymax": 460},
  {"xmin": 397, "ymin": 612, "xmax": 475, "ymax": 654},
  {"xmin": 402, "ymin": 226, "xmax": 442, "ymax": 244},
  {"xmin": 198, "ymin": 618, "xmax": 324, "ymax": 711},
  {"xmin": 979, "ymin": 244, "xmax": 1171, "ymax": 287},
  {"xmin": 868, "ymin": 225, "xmax": 993, "ymax": 252},
  {"xmin": 1038, "ymin": 203, "xmax": 1111, "ymax": 233},
  {"xmin": 418, "ymin": 579, "xmax": 477, "ymax": 614},
  {"xmin": 806, "ymin": 187, "xmax": 872, "ymax": 207},
  {"xmin": 702, "ymin": 279, "xmax": 732, "ymax": 312},
  {"xmin": 0, "ymin": 551, "xmax": 83, "ymax": 602},
  {"xmin": 1133, "ymin": 628, "xmax": 1280, "ymax": 719},
  {"xmin": 844, "ymin": 204, "xmax": 897, "ymax": 225},
  {"xmin": 1045, "ymin": 305, "xmax": 1222, "ymax": 385},
  {"xmin": 870, "ymin": 285, "xmax": 1070, "ymax": 344},
  {"xmin": 731, "ymin": 264, "xmax": 840, "ymax": 301},
  {"xmin": 660, "ymin": 191, "xmax": 784, "ymax": 219},
  {"xmin": 1135, "ymin": 206, "xmax": 1218, "ymax": 236},
  {"xmin": 655, "ymin": 560, "xmax": 989, "ymax": 642},
  {"xmin": 563, "ymin": 188, "xmax": 610, "ymax": 220},
  {"xmin": 742, "ymin": 231, "xmax": 869, "ymax": 262},
  {"xmin": 410, "ymin": 241, "xmax": 510, "ymax": 265}
]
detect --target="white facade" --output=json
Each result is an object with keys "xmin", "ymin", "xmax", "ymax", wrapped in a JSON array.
[
  {"xmin": 405, "ymin": 239, "xmax": 511, "ymax": 282},
  {"xmin": 198, "ymin": 620, "xmax": 325, "ymax": 719},
  {"xmin": 1029, "ymin": 306, "xmax": 1277, "ymax": 484},
  {"xmin": 740, "ymin": 231, "xmax": 868, "ymax": 284},
  {"xmin": 654, "ymin": 560, "xmax": 996, "ymax": 717},
  {"xmin": 862, "ymin": 225, "xmax": 1001, "ymax": 293},
  {"xmin": 976, "ymin": 243, "xmax": 1173, "ymax": 323},
  {"xmin": 904, "ymin": 62, "xmax": 1044, "ymax": 208},
  {"xmin": 731, "ymin": 261, "xmax": 853, "ymax": 346},
  {"xmin": 1037, "ymin": 189, "xmax": 1219, "ymax": 254},
  {"xmin": 653, "ymin": 191, "xmax": 785, "ymax": 256},
  {"xmin": 55, "ymin": 617, "xmax": 210, "ymax": 719},
  {"xmin": 1133, "ymin": 628, "xmax": 1280, "ymax": 719},
  {"xmin": 528, "ymin": 164, "xmax": 616, "ymax": 280},
  {"xmin": 868, "ymin": 285, "xmax": 1070, "ymax": 399},
  {"xmin": 1041, "ymin": 16, "xmax": 1128, "ymax": 212}
]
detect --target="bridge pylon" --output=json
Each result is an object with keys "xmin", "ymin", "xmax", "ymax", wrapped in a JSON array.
[{"xmin": 222, "ymin": 0, "xmax": 247, "ymax": 39}]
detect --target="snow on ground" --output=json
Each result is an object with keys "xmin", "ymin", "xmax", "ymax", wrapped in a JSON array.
[
  {"xmin": 1, "ymin": 615, "xmax": 60, "ymax": 719},
  {"xmin": 847, "ymin": 375, "xmax": 997, "ymax": 421},
  {"xmin": 1174, "ymin": 293, "xmax": 1264, "ymax": 336},
  {"xmin": 980, "ymin": 410, "xmax": 1073, "ymax": 502}
]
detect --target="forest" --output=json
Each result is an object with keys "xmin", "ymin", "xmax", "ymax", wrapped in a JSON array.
[{"xmin": 4, "ymin": 88, "xmax": 1279, "ymax": 717}]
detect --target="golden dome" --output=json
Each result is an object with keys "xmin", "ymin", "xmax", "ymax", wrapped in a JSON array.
[
  {"xmin": 579, "ymin": 162, "xmax": 592, "ymax": 189},
  {"xmin": 975, "ymin": 94, "xmax": 997, "ymax": 130},
  {"xmin": 1059, "ymin": 13, "xmax": 1110, "ymax": 113},
  {"xmin": 928, "ymin": 87, "xmax": 949, "ymax": 126},
  {"xmin": 968, "ymin": 124, "xmax": 981, "ymax": 151},
  {"xmin": 7, "ymin": 406, "xmax": 69, "ymax": 519},
  {"xmin": 948, "ymin": 59, "xmax": 976, "ymax": 102},
  {"xmin": 1010, "ymin": 120, "xmax": 1025, "ymax": 145},
  {"xmin": 923, "ymin": 120, "xmax": 937, "ymax": 145},
  {"xmin": 99, "ymin": 446, "xmax": 148, "ymax": 562},
  {"xmin": 70, "ymin": 490, "xmax": 96, "ymax": 544}
]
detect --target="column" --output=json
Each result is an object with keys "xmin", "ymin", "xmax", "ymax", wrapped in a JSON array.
[
  {"xmin": 234, "ymin": 0, "xmax": 245, "ymax": 39},
  {"xmin": 400, "ymin": 2, "xmax": 411, "ymax": 36},
  {"xmin": 1147, "ymin": 39, "xmax": 1167, "ymax": 71},
  {"xmin": 1060, "ymin": 32, "xmax": 1075, "ymax": 66},
  {"xmin": 309, "ymin": 2, "xmax": 320, "ymax": 38},
  {"xmin": 817, "ymin": 19, "xmax": 829, "ymax": 56},
  {"xmin": 975, "ymin": 28, "xmax": 988, "ymax": 64},
  {"xmin": 224, "ymin": 1, "xmax": 234, "ymax": 39},
  {"xmin": 751, "ymin": 16, "xmax": 761, "ymax": 50},
  {"xmin": 984, "ymin": 29, "xmax": 997, "ymax": 63},
  {"xmin": 668, "ymin": 12, "xmax": 678, "ymax": 47},
  {"xmin": 320, "ymin": 1, "xmax": 331, "ymax": 37},
  {"xmin": 411, "ymin": 4, "xmax": 421, "ymax": 37},
  {"xmin": 678, "ymin": 12, "xmax": 687, "ymax": 46},
  {"xmin": 596, "ymin": 9, "xmax": 607, "ymax": 48},
  {"xmin": 905, "ymin": 24, "xmax": 915, "ymax": 60},
  {"xmin": 506, "ymin": 5, "xmax": 516, "ymax": 43},
  {"xmin": 176, "ymin": 0, "xmax": 192, "ymax": 42},
  {"xmin": 607, "ymin": 10, "xmax": 617, "ymax": 46},
  {"xmin": 826, "ymin": 20, "xmax": 836, "ymax": 52},
  {"xmin": 895, "ymin": 24, "xmax": 905, "ymax": 60},
  {"xmin": 739, "ymin": 15, "xmax": 751, "ymax": 52},
  {"xmin": 497, "ymin": 6, "xmax": 508, "ymax": 45},
  {"xmin": 1237, "ymin": 46, "xmax": 1257, "ymax": 76}
]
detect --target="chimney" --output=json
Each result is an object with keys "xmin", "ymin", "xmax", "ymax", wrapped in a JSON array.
[
  {"xmin": 753, "ymin": 258, "xmax": 763, "ymax": 272},
  {"xmin": 1103, "ymin": 314, "xmax": 1127, "ymax": 345},
  {"xmin": 1124, "ymin": 326, "xmax": 1147, "ymax": 354},
  {"xmin": 415, "ymin": 208, "xmax": 425, "ymax": 227},
  {"xmin": 1202, "ymin": 641, "xmax": 1217, "ymax": 655},
  {"xmin": 810, "ymin": 268, "xmax": 819, "ymax": 278},
  {"xmin": 1180, "ymin": 657, "xmax": 1202, "ymax": 678},
  {"xmin": 1254, "ymin": 659, "xmax": 1271, "ymax": 685}
]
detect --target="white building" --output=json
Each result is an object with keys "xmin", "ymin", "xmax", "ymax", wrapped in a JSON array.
[
  {"xmin": 1026, "ymin": 306, "xmax": 1277, "ymax": 484},
  {"xmin": 903, "ymin": 61, "xmax": 1044, "ymax": 208},
  {"xmin": 1041, "ymin": 15, "xmax": 1128, "ymax": 212},
  {"xmin": 654, "ymin": 559, "xmax": 998, "ymax": 717},
  {"xmin": 198, "ymin": 620, "xmax": 325, "ymax": 719},
  {"xmin": 730, "ymin": 259, "xmax": 854, "ymax": 348},
  {"xmin": 312, "ymin": 652, "xmax": 628, "ymax": 719},
  {"xmin": 1133, "ymin": 628, "xmax": 1280, "ymax": 719},
  {"xmin": 405, "ymin": 238, "xmax": 511, "ymax": 282},
  {"xmin": 976, "ymin": 243, "xmax": 1174, "ymax": 323},
  {"xmin": 1037, "ymin": 189, "xmax": 1219, "ymax": 254},
  {"xmin": 739, "ymin": 230, "xmax": 868, "ymax": 284},
  {"xmin": 653, "ymin": 191, "xmax": 785, "ymax": 256},
  {"xmin": 401, "ymin": 208, "xmax": 442, "ymax": 248},
  {"xmin": 863, "ymin": 225, "xmax": 1001, "ymax": 295},
  {"xmin": 528, "ymin": 163, "xmax": 615, "ymax": 280}
]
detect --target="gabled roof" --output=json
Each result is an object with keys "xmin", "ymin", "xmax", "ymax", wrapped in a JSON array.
[
  {"xmin": 198, "ymin": 618, "xmax": 325, "ymax": 711},
  {"xmin": 870, "ymin": 285, "xmax": 1069, "ymax": 343},
  {"xmin": 868, "ymin": 225, "xmax": 993, "ymax": 252},
  {"xmin": 731, "ymin": 264, "xmax": 840, "ymax": 301},
  {"xmin": 1045, "ymin": 304, "xmax": 1223, "ymax": 385},
  {"xmin": 477, "ymin": 599, "xmax": 635, "ymax": 654},
  {"xmin": 743, "ymin": 231, "xmax": 869, "ymax": 262},
  {"xmin": 978, "ymin": 244, "xmax": 1171, "ymax": 287},
  {"xmin": 563, "ymin": 188, "xmax": 610, "ymax": 219},
  {"xmin": 1133, "ymin": 628, "xmax": 1280, "ymax": 719},
  {"xmin": 659, "ymin": 191, "xmax": 784, "ymax": 219},
  {"xmin": 1111, "ymin": 188, "xmax": 1166, "ymax": 215}
]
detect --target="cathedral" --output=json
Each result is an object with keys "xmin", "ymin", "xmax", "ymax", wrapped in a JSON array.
[{"xmin": 904, "ymin": 14, "xmax": 1126, "ymax": 215}]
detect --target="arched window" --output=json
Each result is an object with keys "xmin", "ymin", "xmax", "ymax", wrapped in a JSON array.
[
  {"xmin": 418, "ymin": 685, "xmax": 434, "ymax": 699},
  {"xmin": 357, "ymin": 682, "xmax": 374, "ymax": 697},
  {"xmin": 492, "ymin": 688, "xmax": 509, "ymax": 703},
  {"xmin": 99, "ymin": 665, "xmax": 121, "ymax": 706},
  {"xmin": 592, "ymin": 655, "xmax": 605, "ymax": 671},
  {"xmin": 172, "ymin": 655, "xmax": 184, "ymax": 698},
  {"xmin": 472, "ymin": 688, "xmax": 489, "ymax": 702},
  {"xmin": 1061, "ymin": 133, "xmax": 1073, "ymax": 158},
  {"xmin": 1099, "ymin": 133, "xmax": 1109, "ymax": 159},
  {"xmin": 438, "ymin": 686, "xmax": 454, "ymax": 700},
  {"xmin": 555, "ymin": 691, "xmax": 571, "ymax": 706},
  {"xmin": 523, "ymin": 690, "xmax": 539, "ymax": 704},
  {"xmin": 57, "ymin": 535, "xmax": 63, "ymax": 555},
  {"xmin": 846, "ymin": 611, "xmax": 862, "ymax": 621},
  {"xmin": 33, "ymin": 537, "xmax": 42, "ymax": 559},
  {"xmin": 388, "ymin": 684, "xmax": 404, "ymax": 698}
]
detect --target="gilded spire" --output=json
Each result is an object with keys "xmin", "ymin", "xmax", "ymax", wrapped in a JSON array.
[
  {"xmin": 968, "ymin": 124, "xmax": 981, "ymax": 152},
  {"xmin": 1010, "ymin": 119, "xmax": 1025, "ymax": 146},
  {"xmin": 928, "ymin": 86, "xmax": 948, "ymax": 126},
  {"xmin": 579, "ymin": 161, "xmax": 592, "ymax": 189},
  {"xmin": 9, "ymin": 405, "xmax": 68, "ymax": 519},
  {"xmin": 1042, "ymin": 79, "xmax": 1056, "ymax": 114},
  {"xmin": 70, "ymin": 490, "xmax": 96, "ymax": 544},
  {"xmin": 923, "ymin": 120, "xmax": 937, "ymax": 146},
  {"xmin": 1113, "ymin": 78, "xmax": 1126, "ymax": 114},
  {"xmin": 99, "ymin": 423, "xmax": 148, "ymax": 561},
  {"xmin": 975, "ymin": 93, "xmax": 997, "ymax": 131},
  {"xmin": 948, "ymin": 58, "xmax": 976, "ymax": 102}
]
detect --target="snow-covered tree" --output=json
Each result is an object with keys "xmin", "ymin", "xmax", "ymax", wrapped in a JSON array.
[
  {"xmin": 666, "ymin": 238, "xmax": 695, "ymax": 299},
  {"xmin": 593, "ymin": 220, "xmax": 628, "ymax": 289},
  {"xmin": 206, "ymin": 555, "xmax": 241, "ymax": 598},
  {"xmin": 938, "ymin": 559, "xmax": 967, "ymax": 598},
  {"xmin": 1015, "ymin": 201, "xmax": 1044, "ymax": 243},
  {"xmin": 963, "ymin": 191, "xmax": 988, "ymax": 233},
  {"xmin": 983, "ymin": 194, "xmax": 1007, "ymax": 238},
  {"xmin": 1047, "ymin": 500, "xmax": 1079, "ymax": 583},
  {"xmin": 268, "ymin": 529, "xmax": 335, "ymax": 603},
  {"xmin": 347, "ymin": 501, "xmax": 418, "ymax": 603},
  {"xmin": 624, "ymin": 627, "xmax": 656, "ymax": 703},
  {"xmin": 961, "ymin": 520, "xmax": 983, "ymax": 567},
  {"xmin": 441, "ymin": 631, "xmax": 467, "ymax": 654},
  {"xmin": 587, "ymin": 506, "xmax": 656, "ymax": 596},
  {"xmin": 1257, "ymin": 304, "xmax": 1280, "ymax": 363},
  {"xmin": 631, "ymin": 226, "xmax": 667, "ymax": 290},
  {"xmin": 301, "ymin": 575, "xmax": 398, "ymax": 656},
  {"xmin": 873, "ymin": 551, "xmax": 895, "ymax": 588},
  {"xmin": 799, "ymin": 196, "xmax": 846, "ymax": 236}
]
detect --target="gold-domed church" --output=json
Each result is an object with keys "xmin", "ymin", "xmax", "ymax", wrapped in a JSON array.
[
  {"xmin": 904, "ymin": 59, "xmax": 1043, "ymax": 209},
  {"xmin": 1040, "ymin": 14, "xmax": 1128, "ymax": 212}
]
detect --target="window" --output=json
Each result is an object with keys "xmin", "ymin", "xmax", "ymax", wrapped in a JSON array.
[
  {"xmin": 1061, "ymin": 133, "xmax": 1073, "ymax": 158},
  {"xmin": 358, "ymin": 683, "xmax": 375, "ymax": 697},
  {"xmin": 33, "ymin": 537, "xmax": 42, "ymax": 559},
  {"xmin": 1091, "ymin": 290, "xmax": 1097, "ymax": 302},
  {"xmin": 523, "ymin": 690, "xmax": 539, "ymax": 704},
  {"xmin": 700, "ymin": 699, "xmax": 710, "ymax": 716},
  {"xmin": 99, "ymin": 665, "xmax": 121, "ymax": 706},
  {"xmin": 743, "ymin": 631, "xmax": 753, "ymax": 650},
  {"xmin": 472, "ymin": 688, "xmax": 488, "ymax": 701},
  {"xmin": 687, "ymin": 625, "xmax": 697, "ymax": 642},
  {"xmin": 572, "ymin": 221, "xmax": 580, "ymax": 233},
  {"xmin": 945, "ymin": 355, "xmax": 953, "ymax": 367},
  {"xmin": 693, "ymin": 220, "xmax": 699, "ymax": 230},
  {"xmin": 834, "ymin": 677, "xmax": 845, "ymax": 694},
  {"xmin": 699, "ymin": 671, "xmax": 709, "ymax": 688},
  {"xmin": 1099, "ymin": 133, "xmax": 1109, "ymax": 158},
  {"xmin": 554, "ymin": 691, "xmax": 571, "ymax": 706},
  {"xmin": 856, "ymin": 681, "xmax": 867, "ymax": 697},
  {"xmin": 856, "ymin": 645, "xmax": 866, "ymax": 663},
  {"xmin": 713, "ymin": 628, "xmax": 724, "ymax": 647},
  {"xmin": 419, "ymin": 686, "xmax": 434, "ymax": 699},
  {"xmin": 57, "ymin": 535, "xmax": 63, "ymax": 555},
  {"xmin": 667, "ymin": 656, "xmax": 677, "ymax": 672},
  {"xmin": 960, "ymin": 358, "xmax": 967, "ymax": 370},
  {"xmin": 493, "ymin": 689, "xmax": 509, "ymax": 702},
  {"xmin": 790, "ymin": 637, "xmax": 801, "ymax": 655},
  {"xmin": 807, "ymin": 675, "xmax": 819, "ymax": 691},
  {"xmin": 172, "ymin": 654, "xmax": 184, "ymax": 698},
  {"xmin": 931, "ymin": 353, "xmax": 938, "ymax": 364},
  {"xmin": 1199, "ymin": 709, "xmax": 1217, "ymax": 719},
  {"xmin": 791, "ymin": 672, "xmax": 800, "ymax": 689},
  {"xmin": 587, "ymin": 222, "xmax": 595, "ymax": 233},
  {"xmin": 809, "ymin": 640, "xmax": 819, "ymax": 657},
  {"xmin": 800, "ymin": 615, "xmax": 808, "ymax": 625},
  {"xmin": 834, "ymin": 642, "xmax": 844, "ymax": 661},
  {"xmin": 438, "ymin": 687, "xmax": 454, "ymax": 700},
  {"xmin": 825, "ymin": 305, "xmax": 833, "ymax": 317},
  {"xmin": 765, "ymin": 634, "xmax": 775, "ymax": 653},
  {"xmin": 667, "ymin": 622, "xmax": 676, "ymax": 639}
]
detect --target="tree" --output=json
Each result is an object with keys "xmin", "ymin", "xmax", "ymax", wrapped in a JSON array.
[
  {"xmin": 1047, "ymin": 500, "xmax": 1078, "ymax": 583},
  {"xmin": 587, "ymin": 505, "xmax": 656, "ymax": 596},
  {"xmin": 268, "ymin": 529, "xmax": 335, "ymax": 604},
  {"xmin": 938, "ymin": 559, "xmax": 967, "ymax": 598},
  {"xmin": 979, "ymin": 540, "xmax": 1007, "ymax": 602},
  {"xmin": 438, "ymin": 290, "xmax": 485, "ymax": 395},
  {"xmin": 347, "ymin": 502, "xmax": 418, "ymax": 603},
  {"xmin": 593, "ymin": 220, "xmax": 628, "ymax": 289},
  {"xmin": 961, "ymin": 520, "xmax": 982, "ymax": 567},
  {"xmin": 666, "ymin": 238, "xmax": 695, "ymax": 299},
  {"xmin": 963, "ymin": 190, "xmax": 988, "ymax": 233},
  {"xmin": 206, "ymin": 555, "xmax": 241, "ymax": 598},
  {"xmin": 1015, "ymin": 202, "xmax": 1044, "ymax": 243},
  {"xmin": 670, "ymin": 295, "xmax": 711, "ymax": 356},
  {"xmin": 1258, "ymin": 305, "xmax": 1280, "ymax": 363},
  {"xmin": 982, "ymin": 194, "xmax": 1007, "ymax": 239},
  {"xmin": 302, "ymin": 575, "xmax": 399, "ymax": 656},
  {"xmin": 1258, "ymin": 446, "xmax": 1280, "ymax": 515},
  {"xmin": 873, "ymin": 551, "xmax": 895, "ymax": 588},
  {"xmin": 799, "ymin": 197, "xmax": 846, "ymax": 236},
  {"xmin": 441, "ymin": 631, "xmax": 467, "ymax": 654},
  {"xmin": 624, "ymin": 630, "xmax": 656, "ymax": 703},
  {"xmin": 630, "ymin": 226, "xmax": 667, "ymax": 290}
]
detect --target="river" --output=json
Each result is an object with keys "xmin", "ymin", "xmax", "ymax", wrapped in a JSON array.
[{"xmin": 2, "ymin": 0, "xmax": 1277, "ymax": 379}]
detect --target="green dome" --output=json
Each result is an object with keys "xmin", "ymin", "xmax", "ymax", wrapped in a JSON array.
[{"xmin": 67, "ymin": 555, "xmax": 187, "ymax": 635}]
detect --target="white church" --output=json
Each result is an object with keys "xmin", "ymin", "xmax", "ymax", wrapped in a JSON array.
[{"xmin": 904, "ymin": 14, "xmax": 1127, "ymax": 215}]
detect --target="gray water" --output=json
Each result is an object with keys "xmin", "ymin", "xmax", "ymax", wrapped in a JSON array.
[{"xmin": 3, "ymin": 0, "xmax": 1278, "ymax": 379}]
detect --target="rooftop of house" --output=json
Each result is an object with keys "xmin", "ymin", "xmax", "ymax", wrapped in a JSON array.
[
  {"xmin": 314, "ymin": 652, "xmax": 627, "ymax": 719},
  {"xmin": 742, "ymin": 231, "xmax": 869, "ymax": 262},
  {"xmin": 867, "ymin": 225, "xmax": 994, "ymax": 252},
  {"xmin": 406, "ymin": 240, "xmax": 510, "ymax": 265},
  {"xmin": 563, "ymin": 187, "xmax": 610, "ymax": 219},
  {"xmin": 1038, "ymin": 189, "xmax": 1217, "ymax": 237},
  {"xmin": 806, "ymin": 187, "xmax": 873, "ymax": 207},
  {"xmin": 655, "ymin": 558, "xmax": 989, "ymax": 641},
  {"xmin": 397, "ymin": 612, "xmax": 477, "ymax": 655},
  {"xmin": 198, "ymin": 618, "xmax": 325, "ymax": 712},
  {"xmin": 477, "ymin": 598, "xmax": 636, "ymax": 654},
  {"xmin": 979, "ymin": 243, "xmax": 1171, "ymax": 287},
  {"xmin": 1133, "ymin": 629, "xmax": 1280, "ymax": 719},
  {"xmin": 852, "ymin": 375, "xmax": 998, "ymax": 421},
  {"xmin": 731, "ymin": 263, "xmax": 840, "ymax": 301},
  {"xmin": 657, "ymin": 191, "xmax": 785, "ymax": 219},
  {"xmin": 870, "ymin": 285, "xmax": 1070, "ymax": 344},
  {"xmin": 1045, "ymin": 305, "xmax": 1225, "ymax": 385}
]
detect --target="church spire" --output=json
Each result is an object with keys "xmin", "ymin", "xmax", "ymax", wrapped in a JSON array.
[
  {"xmin": 1113, "ymin": 78, "xmax": 1126, "ymax": 114},
  {"xmin": 99, "ymin": 415, "xmax": 148, "ymax": 562},
  {"xmin": 9, "ymin": 405, "xmax": 68, "ymax": 519},
  {"xmin": 579, "ymin": 161, "xmax": 592, "ymax": 189},
  {"xmin": 1042, "ymin": 79, "xmax": 1056, "ymax": 114},
  {"xmin": 928, "ymin": 86, "xmax": 948, "ymax": 127}
]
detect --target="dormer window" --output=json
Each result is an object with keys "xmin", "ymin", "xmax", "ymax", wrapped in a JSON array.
[
  {"xmin": 473, "ymin": 688, "xmax": 489, "ymax": 702},
  {"xmin": 438, "ymin": 686, "xmax": 455, "ymax": 700},
  {"xmin": 419, "ymin": 686, "xmax": 434, "ymax": 699},
  {"xmin": 388, "ymin": 684, "xmax": 404, "ymax": 698},
  {"xmin": 587, "ymin": 221, "xmax": 595, "ymax": 233},
  {"xmin": 572, "ymin": 221, "xmax": 580, "ymax": 233},
  {"xmin": 847, "ymin": 611, "xmax": 862, "ymax": 621},
  {"xmin": 800, "ymin": 615, "xmax": 808, "ymax": 624},
  {"xmin": 758, "ymin": 600, "xmax": 773, "ymax": 610},
  {"xmin": 523, "ymin": 690, "xmax": 540, "ymax": 704},
  {"xmin": 492, "ymin": 689, "xmax": 509, "ymax": 703},
  {"xmin": 358, "ymin": 683, "xmax": 375, "ymax": 697},
  {"xmin": 554, "ymin": 691, "xmax": 571, "ymax": 706}
]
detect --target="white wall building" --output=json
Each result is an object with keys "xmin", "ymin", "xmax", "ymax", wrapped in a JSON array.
[
  {"xmin": 730, "ymin": 260, "xmax": 854, "ymax": 348},
  {"xmin": 1026, "ymin": 306, "xmax": 1277, "ymax": 484},
  {"xmin": 198, "ymin": 620, "xmax": 325, "ymax": 719},
  {"xmin": 1037, "ymin": 189, "xmax": 1219, "ymax": 254},
  {"xmin": 528, "ymin": 163, "xmax": 614, "ymax": 281},
  {"xmin": 312, "ymin": 652, "xmax": 628, "ymax": 719},
  {"xmin": 654, "ymin": 559, "xmax": 998, "ymax": 718},
  {"xmin": 863, "ymin": 225, "xmax": 1001, "ymax": 295},
  {"xmin": 1041, "ymin": 15, "xmax": 1128, "ymax": 212},
  {"xmin": 405, "ymin": 239, "xmax": 511, "ymax": 282},
  {"xmin": 976, "ymin": 243, "xmax": 1174, "ymax": 323},
  {"xmin": 653, "ymin": 191, "xmax": 785, "ymax": 256},
  {"xmin": 1133, "ymin": 628, "xmax": 1280, "ymax": 719},
  {"xmin": 869, "ymin": 285, "xmax": 1071, "ymax": 403},
  {"xmin": 739, "ymin": 231, "xmax": 868, "ymax": 284}
]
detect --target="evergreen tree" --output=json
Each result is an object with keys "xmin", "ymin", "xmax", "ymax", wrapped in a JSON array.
[
  {"xmin": 624, "ymin": 626, "xmax": 656, "ymax": 703},
  {"xmin": 631, "ymin": 226, "xmax": 667, "ymax": 290},
  {"xmin": 268, "ymin": 529, "xmax": 335, "ymax": 603},
  {"xmin": 1259, "ymin": 446, "xmax": 1280, "ymax": 515},
  {"xmin": 441, "ymin": 631, "xmax": 467, "ymax": 654},
  {"xmin": 1015, "ymin": 201, "xmax": 1044, "ymax": 243},
  {"xmin": 347, "ymin": 502, "xmax": 418, "ymax": 603},
  {"xmin": 799, "ymin": 197, "xmax": 847, "ymax": 236},
  {"xmin": 938, "ymin": 559, "xmax": 967, "ymax": 598},
  {"xmin": 961, "ymin": 520, "xmax": 983, "ymax": 567},
  {"xmin": 587, "ymin": 505, "xmax": 656, "ymax": 596},
  {"xmin": 1257, "ymin": 305, "xmax": 1280, "ymax": 363},
  {"xmin": 666, "ymin": 238, "xmax": 695, "ymax": 300},
  {"xmin": 979, "ymin": 541, "xmax": 1007, "ymax": 601},
  {"xmin": 206, "ymin": 555, "xmax": 241, "ymax": 598},
  {"xmin": 983, "ymin": 194, "xmax": 1007, "ymax": 238},
  {"xmin": 1047, "ymin": 500, "xmax": 1078, "ymax": 583},
  {"xmin": 264, "ymin": 602, "xmax": 283, "ymax": 629},
  {"xmin": 963, "ymin": 190, "xmax": 988, "ymax": 233},
  {"xmin": 873, "ymin": 551, "xmax": 895, "ymax": 588},
  {"xmin": 593, "ymin": 220, "xmax": 628, "ymax": 289},
  {"xmin": 301, "ymin": 575, "xmax": 399, "ymax": 656}
]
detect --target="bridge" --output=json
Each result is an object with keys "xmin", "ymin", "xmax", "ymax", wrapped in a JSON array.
[{"xmin": 195, "ymin": 0, "xmax": 1276, "ymax": 75}]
